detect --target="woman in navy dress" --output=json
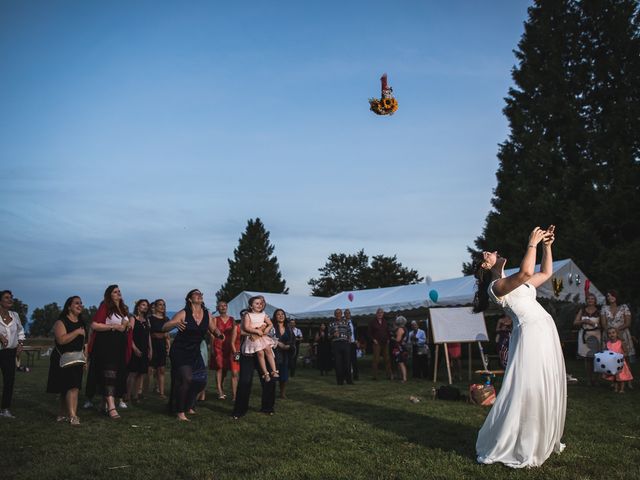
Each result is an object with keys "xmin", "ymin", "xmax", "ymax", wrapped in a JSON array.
[{"xmin": 162, "ymin": 289, "xmax": 219, "ymax": 421}]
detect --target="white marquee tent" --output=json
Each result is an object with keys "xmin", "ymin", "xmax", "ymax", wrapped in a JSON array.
[
  {"xmin": 226, "ymin": 291, "xmax": 325, "ymax": 319},
  {"xmin": 226, "ymin": 259, "xmax": 603, "ymax": 320}
]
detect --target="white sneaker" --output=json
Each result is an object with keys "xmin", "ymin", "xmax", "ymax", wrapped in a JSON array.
[
  {"xmin": 82, "ymin": 400, "xmax": 93, "ymax": 409},
  {"xmin": 0, "ymin": 409, "xmax": 15, "ymax": 418},
  {"xmin": 118, "ymin": 401, "xmax": 128, "ymax": 409}
]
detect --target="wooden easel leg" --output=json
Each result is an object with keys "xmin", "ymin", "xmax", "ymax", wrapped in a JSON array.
[
  {"xmin": 433, "ymin": 344, "xmax": 440, "ymax": 383},
  {"xmin": 444, "ymin": 343, "xmax": 452, "ymax": 385},
  {"xmin": 478, "ymin": 341, "xmax": 488, "ymax": 371}
]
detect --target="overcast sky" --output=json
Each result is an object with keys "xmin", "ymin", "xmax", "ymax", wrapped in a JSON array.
[{"xmin": 0, "ymin": 0, "xmax": 532, "ymax": 312}]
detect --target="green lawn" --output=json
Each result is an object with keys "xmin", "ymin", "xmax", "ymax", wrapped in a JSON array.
[{"xmin": 1, "ymin": 355, "xmax": 639, "ymax": 480}]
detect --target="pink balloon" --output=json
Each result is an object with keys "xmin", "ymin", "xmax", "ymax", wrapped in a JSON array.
[{"xmin": 347, "ymin": 293, "xmax": 354, "ymax": 302}]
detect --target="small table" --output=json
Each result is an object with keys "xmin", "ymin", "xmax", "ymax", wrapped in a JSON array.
[{"xmin": 21, "ymin": 346, "xmax": 42, "ymax": 368}]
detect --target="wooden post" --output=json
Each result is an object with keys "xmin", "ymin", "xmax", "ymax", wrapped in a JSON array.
[
  {"xmin": 443, "ymin": 342, "xmax": 452, "ymax": 385},
  {"xmin": 433, "ymin": 344, "xmax": 440, "ymax": 382},
  {"xmin": 478, "ymin": 341, "xmax": 489, "ymax": 371},
  {"xmin": 468, "ymin": 343, "xmax": 472, "ymax": 380}
]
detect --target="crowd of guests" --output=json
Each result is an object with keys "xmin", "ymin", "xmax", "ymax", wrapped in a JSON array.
[
  {"xmin": 0, "ymin": 287, "xmax": 304, "ymax": 423},
  {"xmin": 311, "ymin": 307, "xmax": 432, "ymax": 384},
  {"xmin": 0, "ymin": 286, "xmax": 637, "ymax": 423}
]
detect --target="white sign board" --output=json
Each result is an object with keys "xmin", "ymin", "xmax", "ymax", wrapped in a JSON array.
[{"xmin": 430, "ymin": 308, "xmax": 488, "ymax": 344}]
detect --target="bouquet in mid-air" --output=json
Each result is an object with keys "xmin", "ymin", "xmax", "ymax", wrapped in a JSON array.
[{"xmin": 369, "ymin": 73, "xmax": 398, "ymax": 115}]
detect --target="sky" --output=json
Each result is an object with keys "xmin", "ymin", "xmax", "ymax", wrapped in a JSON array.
[{"xmin": 0, "ymin": 0, "xmax": 533, "ymax": 312}]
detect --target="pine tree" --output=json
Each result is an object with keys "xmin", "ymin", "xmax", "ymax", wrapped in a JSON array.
[
  {"xmin": 216, "ymin": 218, "xmax": 288, "ymax": 301},
  {"xmin": 465, "ymin": 0, "xmax": 640, "ymax": 306}
]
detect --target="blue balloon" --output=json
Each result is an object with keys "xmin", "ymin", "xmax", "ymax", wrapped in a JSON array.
[{"xmin": 429, "ymin": 289, "xmax": 438, "ymax": 303}]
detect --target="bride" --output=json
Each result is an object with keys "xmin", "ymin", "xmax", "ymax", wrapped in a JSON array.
[{"xmin": 473, "ymin": 225, "xmax": 566, "ymax": 468}]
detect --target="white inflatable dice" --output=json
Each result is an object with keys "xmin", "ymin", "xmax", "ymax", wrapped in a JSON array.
[{"xmin": 594, "ymin": 350, "xmax": 624, "ymax": 375}]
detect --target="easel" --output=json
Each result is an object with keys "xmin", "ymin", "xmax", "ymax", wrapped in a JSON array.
[{"xmin": 429, "ymin": 308, "xmax": 490, "ymax": 385}]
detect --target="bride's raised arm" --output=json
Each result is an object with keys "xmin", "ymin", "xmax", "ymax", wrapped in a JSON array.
[
  {"xmin": 492, "ymin": 227, "xmax": 552, "ymax": 297},
  {"xmin": 528, "ymin": 225, "xmax": 555, "ymax": 288}
]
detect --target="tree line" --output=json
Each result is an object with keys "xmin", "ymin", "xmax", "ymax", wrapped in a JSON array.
[{"xmin": 18, "ymin": 217, "xmax": 424, "ymax": 336}]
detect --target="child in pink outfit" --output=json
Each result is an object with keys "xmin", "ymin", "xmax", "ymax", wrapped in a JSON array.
[
  {"xmin": 604, "ymin": 327, "xmax": 633, "ymax": 393},
  {"xmin": 241, "ymin": 296, "xmax": 279, "ymax": 382}
]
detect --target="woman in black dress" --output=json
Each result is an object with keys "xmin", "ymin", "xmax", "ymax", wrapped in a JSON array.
[
  {"xmin": 126, "ymin": 299, "xmax": 152, "ymax": 403},
  {"xmin": 88, "ymin": 285, "xmax": 131, "ymax": 419},
  {"xmin": 314, "ymin": 322, "xmax": 332, "ymax": 375},
  {"xmin": 46, "ymin": 296, "xmax": 86, "ymax": 425},
  {"xmin": 149, "ymin": 299, "xmax": 169, "ymax": 398},
  {"xmin": 162, "ymin": 289, "xmax": 219, "ymax": 421}
]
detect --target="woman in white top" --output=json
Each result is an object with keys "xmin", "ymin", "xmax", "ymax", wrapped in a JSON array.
[
  {"xmin": 473, "ymin": 226, "xmax": 566, "ymax": 468},
  {"xmin": 0, "ymin": 290, "xmax": 25, "ymax": 418}
]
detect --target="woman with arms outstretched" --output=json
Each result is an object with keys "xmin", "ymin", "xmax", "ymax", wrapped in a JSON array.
[{"xmin": 474, "ymin": 225, "xmax": 566, "ymax": 468}]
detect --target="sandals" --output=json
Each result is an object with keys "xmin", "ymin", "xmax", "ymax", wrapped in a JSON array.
[
  {"xmin": 271, "ymin": 370, "xmax": 280, "ymax": 379},
  {"xmin": 70, "ymin": 416, "xmax": 81, "ymax": 426},
  {"xmin": 107, "ymin": 408, "xmax": 121, "ymax": 419},
  {"xmin": 262, "ymin": 372, "xmax": 271, "ymax": 382},
  {"xmin": 218, "ymin": 393, "xmax": 227, "ymax": 400},
  {"xmin": 56, "ymin": 415, "xmax": 68, "ymax": 423}
]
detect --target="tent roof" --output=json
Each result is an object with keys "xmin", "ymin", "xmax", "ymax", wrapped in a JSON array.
[
  {"xmin": 226, "ymin": 259, "xmax": 603, "ymax": 320},
  {"xmin": 226, "ymin": 291, "xmax": 325, "ymax": 319}
]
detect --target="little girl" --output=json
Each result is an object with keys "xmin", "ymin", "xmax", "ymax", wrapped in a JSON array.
[
  {"xmin": 241, "ymin": 296, "xmax": 279, "ymax": 381},
  {"xmin": 604, "ymin": 327, "xmax": 633, "ymax": 393}
]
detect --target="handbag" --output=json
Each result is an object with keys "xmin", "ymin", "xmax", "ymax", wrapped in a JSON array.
[
  {"xmin": 58, "ymin": 349, "xmax": 86, "ymax": 368},
  {"xmin": 469, "ymin": 383, "xmax": 496, "ymax": 406}
]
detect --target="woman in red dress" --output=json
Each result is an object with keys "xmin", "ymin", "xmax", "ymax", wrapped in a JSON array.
[
  {"xmin": 210, "ymin": 300, "xmax": 234, "ymax": 400},
  {"xmin": 229, "ymin": 313, "xmax": 243, "ymax": 401}
]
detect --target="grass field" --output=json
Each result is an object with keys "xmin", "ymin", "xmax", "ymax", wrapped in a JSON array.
[{"xmin": 1, "ymin": 354, "xmax": 639, "ymax": 480}]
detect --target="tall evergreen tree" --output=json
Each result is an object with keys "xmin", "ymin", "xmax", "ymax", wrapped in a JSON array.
[
  {"xmin": 216, "ymin": 218, "xmax": 288, "ymax": 301},
  {"xmin": 580, "ymin": 0, "xmax": 640, "ymax": 303},
  {"xmin": 465, "ymin": 0, "xmax": 640, "ymax": 306}
]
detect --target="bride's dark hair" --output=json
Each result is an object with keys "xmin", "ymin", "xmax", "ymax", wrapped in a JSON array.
[{"xmin": 472, "ymin": 260, "xmax": 493, "ymax": 313}]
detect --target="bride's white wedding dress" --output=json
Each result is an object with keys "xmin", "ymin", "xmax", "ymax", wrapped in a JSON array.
[{"xmin": 476, "ymin": 280, "xmax": 566, "ymax": 468}]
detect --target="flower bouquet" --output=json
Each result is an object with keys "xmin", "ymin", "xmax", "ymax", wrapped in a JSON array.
[{"xmin": 369, "ymin": 73, "xmax": 398, "ymax": 116}]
